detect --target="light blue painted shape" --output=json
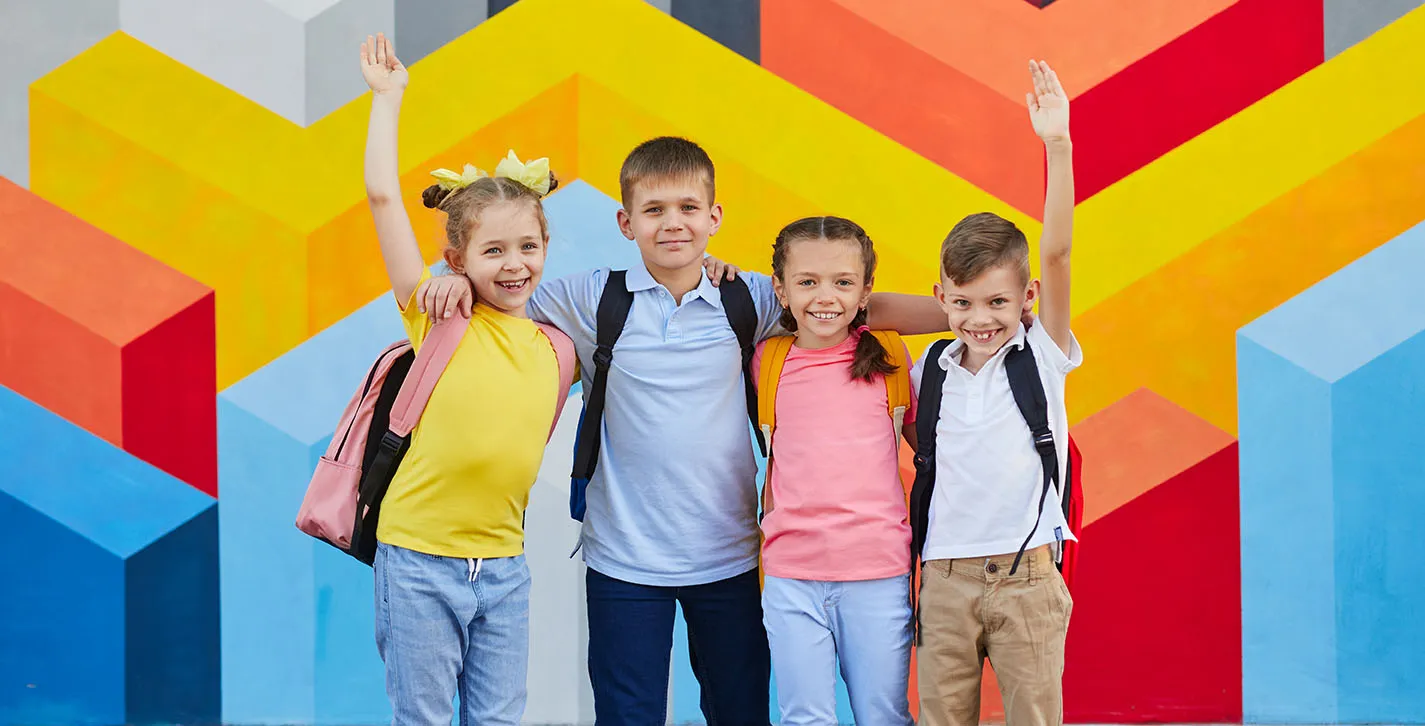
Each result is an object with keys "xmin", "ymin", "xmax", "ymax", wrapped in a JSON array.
[
  {"xmin": 217, "ymin": 290, "xmax": 400, "ymax": 726},
  {"xmin": 216, "ymin": 180, "xmax": 639, "ymax": 724},
  {"xmin": 0, "ymin": 384, "xmax": 217, "ymax": 726},
  {"xmin": 544, "ymin": 180, "xmax": 644, "ymax": 277},
  {"xmin": 0, "ymin": 385, "xmax": 214, "ymax": 559},
  {"xmin": 1239, "ymin": 224, "xmax": 1425, "ymax": 723}
]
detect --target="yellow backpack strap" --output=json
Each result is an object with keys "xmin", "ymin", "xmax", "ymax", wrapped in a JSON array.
[
  {"xmin": 872, "ymin": 331, "xmax": 911, "ymax": 436},
  {"xmin": 756, "ymin": 336, "xmax": 795, "ymax": 516}
]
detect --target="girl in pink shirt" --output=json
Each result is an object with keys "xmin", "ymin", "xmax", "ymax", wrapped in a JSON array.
[{"xmin": 755, "ymin": 216, "xmax": 916, "ymax": 725}]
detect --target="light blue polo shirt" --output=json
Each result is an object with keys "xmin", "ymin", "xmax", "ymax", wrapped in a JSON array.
[{"xmin": 529, "ymin": 265, "xmax": 783, "ymax": 586}]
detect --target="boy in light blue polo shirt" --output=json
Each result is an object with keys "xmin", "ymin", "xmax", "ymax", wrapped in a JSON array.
[{"xmin": 416, "ymin": 137, "xmax": 946, "ymax": 724}]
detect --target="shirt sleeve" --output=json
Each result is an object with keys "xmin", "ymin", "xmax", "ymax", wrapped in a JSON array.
[
  {"xmin": 527, "ymin": 267, "xmax": 606, "ymax": 351},
  {"xmin": 742, "ymin": 271, "xmax": 790, "ymax": 342},
  {"xmin": 399, "ymin": 268, "xmax": 435, "ymax": 352},
  {"xmin": 751, "ymin": 340, "xmax": 768, "ymax": 393},
  {"xmin": 1025, "ymin": 320, "xmax": 1083, "ymax": 376}
]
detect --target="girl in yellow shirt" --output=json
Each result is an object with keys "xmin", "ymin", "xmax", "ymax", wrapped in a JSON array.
[{"xmin": 360, "ymin": 32, "xmax": 569, "ymax": 725}]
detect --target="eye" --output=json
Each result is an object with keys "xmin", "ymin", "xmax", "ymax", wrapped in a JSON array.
[
  {"xmin": 484, "ymin": 246, "xmax": 502, "ymax": 256},
  {"xmin": 991, "ymin": 297, "xmax": 1009, "ymax": 306},
  {"xmin": 682, "ymin": 204, "xmax": 698, "ymax": 212},
  {"xmin": 522, "ymin": 242, "xmax": 540, "ymax": 251},
  {"xmin": 645, "ymin": 206, "xmax": 661, "ymax": 214},
  {"xmin": 835, "ymin": 279, "xmax": 854, "ymax": 287},
  {"xmin": 797, "ymin": 279, "xmax": 815, "ymax": 287},
  {"xmin": 954, "ymin": 299, "xmax": 970, "ymax": 308}
]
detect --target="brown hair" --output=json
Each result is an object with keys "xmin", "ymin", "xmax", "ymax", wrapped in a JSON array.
[
  {"xmin": 619, "ymin": 136, "xmax": 715, "ymax": 209},
  {"xmin": 939, "ymin": 212, "xmax": 1030, "ymax": 286},
  {"xmin": 420, "ymin": 173, "xmax": 559, "ymax": 269},
  {"xmin": 771, "ymin": 216, "xmax": 897, "ymax": 382}
]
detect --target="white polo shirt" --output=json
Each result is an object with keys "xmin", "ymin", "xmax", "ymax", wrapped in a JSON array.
[{"xmin": 910, "ymin": 321, "xmax": 1083, "ymax": 561}]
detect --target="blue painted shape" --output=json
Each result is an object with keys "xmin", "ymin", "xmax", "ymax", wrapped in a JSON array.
[
  {"xmin": 544, "ymin": 180, "xmax": 644, "ymax": 278},
  {"xmin": 0, "ymin": 385, "xmax": 218, "ymax": 726},
  {"xmin": 1239, "ymin": 224, "xmax": 1425, "ymax": 723},
  {"xmin": 217, "ymin": 290, "xmax": 401, "ymax": 726}
]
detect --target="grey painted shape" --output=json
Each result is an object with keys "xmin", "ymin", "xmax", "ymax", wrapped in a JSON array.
[
  {"xmin": 672, "ymin": 0, "xmax": 759, "ymax": 64},
  {"xmin": 122, "ymin": 0, "xmax": 310, "ymax": 124},
  {"xmin": 393, "ymin": 0, "xmax": 489, "ymax": 65},
  {"xmin": 646, "ymin": 0, "xmax": 672, "ymax": 13},
  {"xmin": 1325, "ymin": 0, "xmax": 1423, "ymax": 58},
  {"xmin": 0, "ymin": 0, "xmax": 119, "ymax": 187},
  {"xmin": 306, "ymin": 0, "xmax": 394, "ymax": 124},
  {"xmin": 488, "ymin": 0, "xmax": 518, "ymax": 15},
  {"xmin": 121, "ymin": 0, "xmax": 392, "ymax": 127}
]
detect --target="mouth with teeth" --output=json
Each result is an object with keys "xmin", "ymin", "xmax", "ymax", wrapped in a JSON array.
[
  {"xmin": 963, "ymin": 327, "xmax": 1002, "ymax": 344},
  {"xmin": 807, "ymin": 311, "xmax": 842, "ymax": 322},
  {"xmin": 495, "ymin": 278, "xmax": 529, "ymax": 293}
]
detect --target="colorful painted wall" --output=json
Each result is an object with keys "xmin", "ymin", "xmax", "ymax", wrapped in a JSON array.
[{"xmin": 2, "ymin": 0, "xmax": 1423, "ymax": 724}]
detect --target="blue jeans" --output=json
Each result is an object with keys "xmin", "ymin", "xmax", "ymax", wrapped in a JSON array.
[
  {"xmin": 763, "ymin": 573, "xmax": 914, "ymax": 726},
  {"xmin": 586, "ymin": 567, "xmax": 770, "ymax": 725},
  {"xmin": 374, "ymin": 543, "xmax": 530, "ymax": 726}
]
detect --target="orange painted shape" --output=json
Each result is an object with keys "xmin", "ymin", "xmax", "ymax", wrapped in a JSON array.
[
  {"xmin": 825, "ymin": 0, "xmax": 1238, "ymax": 102},
  {"xmin": 1070, "ymin": 388, "xmax": 1235, "ymax": 527},
  {"xmin": 0, "ymin": 178, "xmax": 216, "ymax": 493},
  {"xmin": 1067, "ymin": 109, "xmax": 1425, "ymax": 434}
]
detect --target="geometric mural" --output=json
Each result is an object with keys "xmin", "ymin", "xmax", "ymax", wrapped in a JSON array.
[{"xmin": 4, "ymin": 0, "xmax": 1425, "ymax": 722}]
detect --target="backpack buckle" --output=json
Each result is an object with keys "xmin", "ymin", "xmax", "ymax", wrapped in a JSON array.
[
  {"xmin": 593, "ymin": 345, "xmax": 614, "ymax": 367},
  {"xmin": 1032, "ymin": 431, "xmax": 1055, "ymax": 456},
  {"xmin": 379, "ymin": 431, "xmax": 405, "ymax": 454}
]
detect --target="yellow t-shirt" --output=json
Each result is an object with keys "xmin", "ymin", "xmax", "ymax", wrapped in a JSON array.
[{"xmin": 375, "ymin": 274, "xmax": 560, "ymax": 558}]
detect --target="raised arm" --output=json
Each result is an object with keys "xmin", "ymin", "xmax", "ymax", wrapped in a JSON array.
[
  {"xmin": 1027, "ymin": 59, "xmax": 1074, "ymax": 356},
  {"xmin": 361, "ymin": 33, "xmax": 425, "ymax": 305},
  {"xmin": 865, "ymin": 292, "xmax": 949, "ymax": 336}
]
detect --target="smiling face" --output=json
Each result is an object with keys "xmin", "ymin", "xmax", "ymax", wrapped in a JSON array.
[
  {"xmin": 444, "ymin": 199, "xmax": 547, "ymax": 317},
  {"xmin": 616, "ymin": 174, "xmax": 721, "ymax": 279},
  {"xmin": 773, "ymin": 236, "xmax": 872, "ymax": 349},
  {"xmin": 935, "ymin": 262, "xmax": 1037, "ymax": 362}
]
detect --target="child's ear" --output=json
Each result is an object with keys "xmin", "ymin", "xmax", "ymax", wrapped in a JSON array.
[
  {"xmin": 771, "ymin": 275, "xmax": 786, "ymax": 307},
  {"xmin": 934, "ymin": 282, "xmax": 948, "ymax": 309},
  {"xmin": 616, "ymin": 208, "xmax": 636, "ymax": 241},
  {"xmin": 443, "ymin": 248, "xmax": 465, "ymax": 274},
  {"xmin": 1023, "ymin": 279, "xmax": 1041, "ymax": 312}
]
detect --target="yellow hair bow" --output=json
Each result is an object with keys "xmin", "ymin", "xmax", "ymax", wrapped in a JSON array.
[
  {"xmin": 428, "ymin": 151, "xmax": 553, "ymax": 196},
  {"xmin": 494, "ymin": 151, "xmax": 552, "ymax": 196},
  {"xmin": 429, "ymin": 163, "xmax": 487, "ymax": 192}
]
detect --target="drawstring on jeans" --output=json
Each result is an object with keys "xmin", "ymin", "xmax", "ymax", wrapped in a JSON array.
[{"xmin": 467, "ymin": 558, "xmax": 483, "ymax": 582}]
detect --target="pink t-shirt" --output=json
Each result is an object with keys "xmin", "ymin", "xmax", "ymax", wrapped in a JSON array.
[{"xmin": 754, "ymin": 331, "xmax": 916, "ymax": 582}]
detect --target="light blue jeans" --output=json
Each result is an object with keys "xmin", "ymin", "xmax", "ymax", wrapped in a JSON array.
[
  {"xmin": 374, "ymin": 543, "xmax": 530, "ymax": 726},
  {"xmin": 763, "ymin": 573, "xmax": 914, "ymax": 726}
]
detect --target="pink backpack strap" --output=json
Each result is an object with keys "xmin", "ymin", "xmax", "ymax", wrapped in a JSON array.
[
  {"xmin": 388, "ymin": 317, "xmax": 467, "ymax": 436},
  {"xmin": 535, "ymin": 322, "xmax": 578, "ymax": 441}
]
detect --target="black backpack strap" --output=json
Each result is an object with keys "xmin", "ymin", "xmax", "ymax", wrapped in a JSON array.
[
  {"xmin": 908, "ymin": 338, "xmax": 953, "ymax": 645},
  {"xmin": 571, "ymin": 271, "xmax": 635, "ymax": 480},
  {"xmin": 909, "ymin": 339, "xmax": 952, "ymax": 567},
  {"xmin": 718, "ymin": 275, "xmax": 767, "ymax": 457},
  {"xmin": 1003, "ymin": 340, "xmax": 1059, "ymax": 576}
]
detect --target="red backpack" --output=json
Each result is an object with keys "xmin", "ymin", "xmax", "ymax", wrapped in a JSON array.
[{"xmin": 296, "ymin": 316, "xmax": 577, "ymax": 565}]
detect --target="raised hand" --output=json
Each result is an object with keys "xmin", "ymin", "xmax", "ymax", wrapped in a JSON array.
[
  {"xmin": 1025, "ymin": 59, "xmax": 1069, "ymax": 143},
  {"xmin": 360, "ymin": 32, "xmax": 407, "ymax": 94}
]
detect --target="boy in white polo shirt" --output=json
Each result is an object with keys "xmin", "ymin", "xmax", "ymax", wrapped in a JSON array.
[{"xmin": 908, "ymin": 60, "xmax": 1080, "ymax": 726}]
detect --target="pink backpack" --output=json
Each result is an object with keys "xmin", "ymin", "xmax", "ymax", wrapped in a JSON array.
[{"xmin": 295, "ymin": 316, "xmax": 577, "ymax": 565}]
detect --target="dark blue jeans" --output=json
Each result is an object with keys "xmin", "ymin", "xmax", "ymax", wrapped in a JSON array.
[{"xmin": 586, "ymin": 567, "xmax": 771, "ymax": 725}]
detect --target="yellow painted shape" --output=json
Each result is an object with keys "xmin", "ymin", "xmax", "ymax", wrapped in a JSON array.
[
  {"xmin": 1069, "ymin": 110, "xmax": 1425, "ymax": 433},
  {"xmin": 1073, "ymin": 2, "xmax": 1425, "ymax": 318},
  {"xmin": 31, "ymin": 36, "xmax": 577, "ymax": 386}
]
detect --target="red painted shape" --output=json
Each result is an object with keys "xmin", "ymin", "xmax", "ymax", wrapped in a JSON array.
[
  {"xmin": 1073, "ymin": 0, "xmax": 1324, "ymax": 204},
  {"xmin": 122, "ymin": 293, "xmax": 217, "ymax": 496},
  {"xmin": 1063, "ymin": 442, "xmax": 1242, "ymax": 722}
]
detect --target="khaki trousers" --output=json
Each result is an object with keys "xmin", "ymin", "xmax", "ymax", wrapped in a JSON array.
[{"xmin": 917, "ymin": 545, "xmax": 1073, "ymax": 726}]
